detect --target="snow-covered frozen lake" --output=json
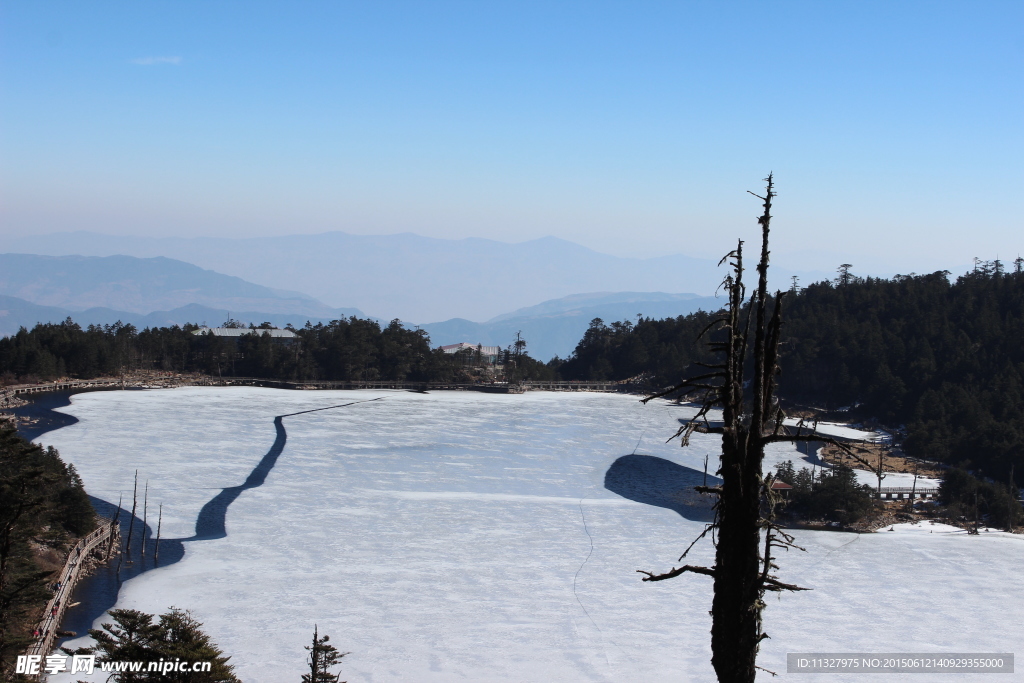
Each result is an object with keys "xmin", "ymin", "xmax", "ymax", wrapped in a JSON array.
[{"xmin": 43, "ymin": 387, "xmax": 1022, "ymax": 682}]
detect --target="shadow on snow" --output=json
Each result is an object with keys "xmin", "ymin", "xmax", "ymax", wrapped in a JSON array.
[
  {"xmin": 20, "ymin": 393, "xmax": 383, "ymax": 649},
  {"xmin": 604, "ymin": 454, "xmax": 720, "ymax": 522}
]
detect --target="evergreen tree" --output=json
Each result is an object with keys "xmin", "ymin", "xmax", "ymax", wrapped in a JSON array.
[
  {"xmin": 302, "ymin": 625, "xmax": 347, "ymax": 683},
  {"xmin": 556, "ymin": 262, "xmax": 1024, "ymax": 487},
  {"xmin": 156, "ymin": 608, "xmax": 239, "ymax": 683},
  {"xmin": 69, "ymin": 607, "xmax": 239, "ymax": 682},
  {"xmin": 775, "ymin": 460, "xmax": 796, "ymax": 484},
  {"xmin": 80, "ymin": 609, "xmax": 164, "ymax": 682},
  {"xmin": 0, "ymin": 425, "xmax": 96, "ymax": 678}
]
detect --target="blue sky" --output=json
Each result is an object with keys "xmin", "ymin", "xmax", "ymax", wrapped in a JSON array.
[{"xmin": 2, "ymin": 1, "xmax": 1021, "ymax": 275}]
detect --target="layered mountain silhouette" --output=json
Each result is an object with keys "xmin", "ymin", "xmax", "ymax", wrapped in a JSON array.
[
  {"xmin": 0, "ymin": 253, "xmax": 354, "ymax": 317},
  {"xmin": 0, "ymin": 295, "xmax": 363, "ymax": 338},
  {"xmin": 5, "ymin": 231, "xmax": 741, "ymax": 322},
  {"xmin": 418, "ymin": 291, "xmax": 724, "ymax": 360}
]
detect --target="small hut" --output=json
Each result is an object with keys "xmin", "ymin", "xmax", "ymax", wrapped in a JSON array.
[{"xmin": 770, "ymin": 480, "xmax": 793, "ymax": 499}]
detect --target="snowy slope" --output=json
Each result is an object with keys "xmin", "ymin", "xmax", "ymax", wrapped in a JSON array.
[{"xmin": 42, "ymin": 389, "xmax": 1022, "ymax": 682}]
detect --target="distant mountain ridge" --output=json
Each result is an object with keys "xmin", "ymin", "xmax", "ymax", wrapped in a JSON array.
[
  {"xmin": 0, "ymin": 295, "xmax": 359, "ymax": 338},
  {"xmin": 419, "ymin": 291, "xmax": 724, "ymax": 361},
  {"xmin": 0, "ymin": 253, "xmax": 357, "ymax": 318},
  {"xmin": 487, "ymin": 291, "xmax": 707, "ymax": 322},
  {"xmin": 4, "ymin": 231, "xmax": 749, "ymax": 323},
  {"xmin": 0, "ymin": 286, "xmax": 726, "ymax": 361}
]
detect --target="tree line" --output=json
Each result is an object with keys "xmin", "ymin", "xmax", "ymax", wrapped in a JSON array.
[
  {"xmin": 3, "ymin": 263, "xmax": 1023, "ymax": 482},
  {"xmin": 0, "ymin": 318, "xmax": 557, "ymax": 385},
  {"xmin": 0, "ymin": 424, "xmax": 95, "ymax": 678},
  {"xmin": 557, "ymin": 263, "xmax": 1024, "ymax": 486}
]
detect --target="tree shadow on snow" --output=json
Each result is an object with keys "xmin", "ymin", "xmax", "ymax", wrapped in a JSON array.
[
  {"xmin": 53, "ymin": 397, "xmax": 385, "ymax": 648},
  {"xmin": 604, "ymin": 454, "xmax": 721, "ymax": 522}
]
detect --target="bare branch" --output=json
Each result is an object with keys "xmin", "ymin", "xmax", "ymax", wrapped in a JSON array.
[
  {"xmin": 678, "ymin": 522, "xmax": 718, "ymax": 560},
  {"xmin": 695, "ymin": 317, "xmax": 729, "ymax": 342},
  {"xmin": 637, "ymin": 565, "xmax": 716, "ymax": 582},
  {"xmin": 762, "ymin": 577, "xmax": 811, "ymax": 592},
  {"xmin": 717, "ymin": 249, "xmax": 740, "ymax": 267}
]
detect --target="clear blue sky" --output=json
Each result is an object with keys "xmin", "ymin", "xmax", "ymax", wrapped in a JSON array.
[{"xmin": 2, "ymin": 1, "xmax": 1021, "ymax": 275}]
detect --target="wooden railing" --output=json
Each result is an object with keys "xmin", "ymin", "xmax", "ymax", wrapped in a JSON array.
[
  {"xmin": 24, "ymin": 517, "xmax": 120, "ymax": 662},
  {"xmin": 2, "ymin": 377, "xmax": 644, "ymax": 400},
  {"xmin": 1, "ymin": 379, "xmax": 122, "ymax": 405},
  {"xmin": 877, "ymin": 486, "xmax": 939, "ymax": 500}
]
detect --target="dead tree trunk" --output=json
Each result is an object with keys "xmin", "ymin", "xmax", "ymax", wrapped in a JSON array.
[
  {"xmin": 141, "ymin": 481, "xmax": 148, "ymax": 558},
  {"xmin": 875, "ymin": 450, "xmax": 887, "ymax": 497},
  {"xmin": 154, "ymin": 504, "xmax": 162, "ymax": 565},
  {"xmin": 124, "ymin": 471, "xmax": 138, "ymax": 564},
  {"xmin": 637, "ymin": 175, "xmax": 838, "ymax": 682},
  {"xmin": 908, "ymin": 461, "xmax": 919, "ymax": 511}
]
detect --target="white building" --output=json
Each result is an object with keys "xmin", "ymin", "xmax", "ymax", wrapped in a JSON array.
[
  {"xmin": 192, "ymin": 327, "xmax": 297, "ymax": 342},
  {"xmin": 440, "ymin": 342, "xmax": 502, "ymax": 364}
]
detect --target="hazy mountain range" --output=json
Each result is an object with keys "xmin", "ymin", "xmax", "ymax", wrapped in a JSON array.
[
  {"xmin": 0, "ymin": 296, "xmax": 356, "ymax": 338},
  {"xmin": 5, "ymin": 231, "xmax": 823, "ymax": 323},
  {"xmin": 2, "ymin": 231, "xmax": 829, "ymax": 358},
  {"xmin": 0, "ymin": 253, "xmax": 359, "ymax": 318},
  {"xmin": 419, "ymin": 292, "xmax": 724, "ymax": 360},
  {"xmin": 0, "ymin": 286, "xmax": 722, "ymax": 360}
]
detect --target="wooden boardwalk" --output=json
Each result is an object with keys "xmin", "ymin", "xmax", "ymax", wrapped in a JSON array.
[
  {"xmin": 3, "ymin": 377, "xmax": 643, "ymax": 402},
  {"xmin": 189, "ymin": 378, "xmax": 643, "ymax": 393},
  {"xmin": 24, "ymin": 518, "xmax": 120, "ymax": 663},
  {"xmin": 2, "ymin": 379, "xmax": 124, "ymax": 404},
  {"xmin": 877, "ymin": 486, "xmax": 939, "ymax": 500}
]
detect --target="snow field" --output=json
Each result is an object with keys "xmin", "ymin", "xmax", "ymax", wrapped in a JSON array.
[{"xmin": 43, "ymin": 388, "xmax": 1022, "ymax": 682}]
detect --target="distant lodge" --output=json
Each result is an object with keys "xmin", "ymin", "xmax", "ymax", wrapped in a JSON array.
[
  {"xmin": 192, "ymin": 327, "xmax": 298, "ymax": 344},
  {"xmin": 440, "ymin": 342, "xmax": 503, "ymax": 365}
]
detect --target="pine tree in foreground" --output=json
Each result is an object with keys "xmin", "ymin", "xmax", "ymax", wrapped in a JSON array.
[
  {"xmin": 66, "ymin": 607, "xmax": 239, "ymax": 682},
  {"xmin": 302, "ymin": 625, "xmax": 347, "ymax": 683}
]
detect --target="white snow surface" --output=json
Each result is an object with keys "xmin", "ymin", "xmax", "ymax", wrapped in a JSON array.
[
  {"xmin": 781, "ymin": 418, "xmax": 890, "ymax": 443},
  {"xmin": 43, "ymin": 388, "xmax": 1023, "ymax": 682}
]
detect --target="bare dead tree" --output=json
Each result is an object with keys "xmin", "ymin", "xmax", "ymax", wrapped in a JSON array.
[
  {"xmin": 108, "ymin": 493, "xmax": 122, "ymax": 563},
  {"xmin": 637, "ymin": 175, "xmax": 864, "ymax": 682},
  {"xmin": 154, "ymin": 504, "xmax": 162, "ymax": 565},
  {"xmin": 831, "ymin": 442, "xmax": 888, "ymax": 499},
  {"xmin": 908, "ymin": 460, "xmax": 919, "ymax": 511},
  {"xmin": 872, "ymin": 449, "xmax": 887, "ymax": 497},
  {"xmin": 124, "ymin": 471, "xmax": 138, "ymax": 563},
  {"xmin": 141, "ymin": 480, "xmax": 148, "ymax": 558}
]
